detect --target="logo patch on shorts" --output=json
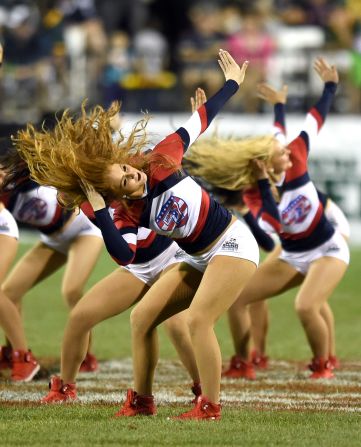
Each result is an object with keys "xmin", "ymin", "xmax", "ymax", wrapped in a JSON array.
[
  {"xmin": 0, "ymin": 223, "xmax": 9, "ymax": 232},
  {"xmin": 282, "ymin": 195, "xmax": 311, "ymax": 225},
  {"xmin": 326, "ymin": 244, "xmax": 339, "ymax": 253},
  {"xmin": 222, "ymin": 237, "xmax": 239, "ymax": 251},
  {"xmin": 156, "ymin": 196, "xmax": 189, "ymax": 232}
]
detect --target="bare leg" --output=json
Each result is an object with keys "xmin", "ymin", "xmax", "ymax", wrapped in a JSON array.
[
  {"xmin": 0, "ymin": 235, "xmax": 27, "ymax": 349},
  {"xmin": 2, "ymin": 241, "xmax": 67, "ymax": 312},
  {"xmin": 130, "ymin": 263, "xmax": 202, "ymax": 396},
  {"xmin": 2, "ymin": 241, "xmax": 66, "ymax": 350},
  {"xmin": 164, "ymin": 310, "xmax": 200, "ymax": 384},
  {"xmin": 61, "ymin": 236, "xmax": 103, "ymax": 309},
  {"xmin": 294, "ymin": 257, "xmax": 348, "ymax": 358},
  {"xmin": 249, "ymin": 300, "xmax": 269, "ymax": 356},
  {"xmin": 248, "ymin": 246, "xmax": 282, "ymax": 356},
  {"xmin": 227, "ymin": 258, "xmax": 303, "ymax": 358},
  {"xmin": 131, "ymin": 257, "xmax": 257, "ymax": 403},
  {"xmin": 320, "ymin": 302, "xmax": 336, "ymax": 357},
  {"xmin": 186, "ymin": 257, "xmax": 256, "ymax": 403},
  {"xmin": 61, "ymin": 235, "xmax": 103, "ymax": 358},
  {"xmin": 61, "ymin": 268, "xmax": 148, "ymax": 383}
]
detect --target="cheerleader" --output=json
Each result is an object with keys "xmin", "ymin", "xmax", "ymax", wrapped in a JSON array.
[
  {"xmin": 17, "ymin": 50, "xmax": 259, "ymax": 420},
  {"xmin": 0, "ymin": 147, "xmax": 104, "ymax": 373},
  {"xmin": 225, "ymin": 81, "xmax": 350, "ymax": 376},
  {"xmin": 186, "ymin": 57, "xmax": 349, "ymax": 379}
]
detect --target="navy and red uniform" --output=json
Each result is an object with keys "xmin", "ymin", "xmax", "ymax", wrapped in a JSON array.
[
  {"xmin": 81, "ymin": 201, "xmax": 174, "ymax": 266},
  {"xmin": 244, "ymin": 82, "xmax": 338, "ymax": 251},
  {"xmin": 1, "ymin": 180, "xmax": 73, "ymax": 234},
  {"xmin": 94, "ymin": 80, "xmax": 243, "ymax": 265},
  {"xmin": 210, "ymin": 187, "xmax": 276, "ymax": 252}
]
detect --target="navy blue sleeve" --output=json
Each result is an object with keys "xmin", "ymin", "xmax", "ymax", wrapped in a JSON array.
[
  {"xmin": 203, "ymin": 79, "xmax": 239, "ymax": 123},
  {"xmin": 94, "ymin": 208, "xmax": 136, "ymax": 265},
  {"xmin": 274, "ymin": 103, "xmax": 286, "ymax": 132},
  {"xmin": 243, "ymin": 211, "xmax": 275, "ymax": 252},
  {"xmin": 257, "ymin": 179, "xmax": 282, "ymax": 234},
  {"xmin": 312, "ymin": 82, "xmax": 337, "ymax": 121}
]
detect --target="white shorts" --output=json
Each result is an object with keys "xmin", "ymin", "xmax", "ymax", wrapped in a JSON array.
[
  {"xmin": 123, "ymin": 242, "xmax": 185, "ymax": 286},
  {"xmin": 184, "ymin": 219, "xmax": 259, "ymax": 273},
  {"xmin": 0, "ymin": 208, "xmax": 19, "ymax": 239},
  {"xmin": 40, "ymin": 210, "xmax": 102, "ymax": 255},
  {"xmin": 325, "ymin": 199, "xmax": 350, "ymax": 239},
  {"xmin": 279, "ymin": 231, "xmax": 350, "ymax": 275}
]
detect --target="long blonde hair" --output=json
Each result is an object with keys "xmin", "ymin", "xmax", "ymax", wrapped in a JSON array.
[
  {"xmin": 184, "ymin": 135, "xmax": 275, "ymax": 190},
  {"xmin": 14, "ymin": 102, "xmax": 177, "ymax": 208}
]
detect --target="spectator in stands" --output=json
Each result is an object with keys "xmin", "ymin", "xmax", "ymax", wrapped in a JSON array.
[
  {"xmin": 0, "ymin": 1, "xmax": 56, "ymax": 122},
  {"xmin": 226, "ymin": 6, "xmax": 275, "ymax": 112},
  {"xmin": 101, "ymin": 31, "xmax": 132, "ymax": 107},
  {"xmin": 176, "ymin": 2, "xmax": 225, "ymax": 105}
]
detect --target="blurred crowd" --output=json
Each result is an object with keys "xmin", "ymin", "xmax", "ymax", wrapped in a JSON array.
[{"xmin": 0, "ymin": 0, "xmax": 360, "ymax": 123}]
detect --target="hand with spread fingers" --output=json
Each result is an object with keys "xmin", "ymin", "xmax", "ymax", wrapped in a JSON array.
[
  {"xmin": 257, "ymin": 83, "xmax": 288, "ymax": 105},
  {"xmin": 217, "ymin": 49, "xmax": 248, "ymax": 86},
  {"xmin": 313, "ymin": 57, "xmax": 339, "ymax": 84},
  {"xmin": 80, "ymin": 179, "xmax": 106, "ymax": 211},
  {"xmin": 190, "ymin": 88, "xmax": 207, "ymax": 113}
]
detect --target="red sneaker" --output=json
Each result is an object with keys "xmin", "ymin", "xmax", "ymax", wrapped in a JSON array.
[
  {"xmin": 114, "ymin": 389, "xmax": 156, "ymax": 417},
  {"xmin": 11, "ymin": 350, "xmax": 40, "ymax": 382},
  {"xmin": 251, "ymin": 350, "xmax": 269, "ymax": 369},
  {"xmin": 0, "ymin": 345, "xmax": 12, "ymax": 370},
  {"xmin": 308, "ymin": 358, "xmax": 334, "ymax": 379},
  {"xmin": 191, "ymin": 382, "xmax": 202, "ymax": 404},
  {"xmin": 41, "ymin": 376, "xmax": 77, "ymax": 403},
  {"xmin": 222, "ymin": 355, "xmax": 256, "ymax": 380},
  {"xmin": 173, "ymin": 396, "xmax": 221, "ymax": 420},
  {"xmin": 79, "ymin": 352, "xmax": 98, "ymax": 372},
  {"xmin": 328, "ymin": 355, "xmax": 340, "ymax": 370}
]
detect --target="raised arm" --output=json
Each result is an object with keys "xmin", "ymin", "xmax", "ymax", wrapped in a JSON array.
[
  {"xmin": 177, "ymin": 51, "xmax": 248, "ymax": 150},
  {"xmin": 257, "ymin": 83, "xmax": 288, "ymax": 144},
  {"xmin": 300, "ymin": 57, "xmax": 338, "ymax": 151},
  {"xmin": 154, "ymin": 50, "xmax": 248, "ymax": 163}
]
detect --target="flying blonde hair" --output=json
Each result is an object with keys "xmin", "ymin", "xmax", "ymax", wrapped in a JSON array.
[
  {"xmin": 14, "ymin": 102, "xmax": 177, "ymax": 208},
  {"xmin": 184, "ymin": 135, "xmax": 275, "ymax": 190}
]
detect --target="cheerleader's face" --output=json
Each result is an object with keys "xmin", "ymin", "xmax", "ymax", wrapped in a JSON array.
[
  {"xmin": 107, "ymin": 163, "xmax": 147, "ymax": 198},
  {"xmin": 269, "ymin": 140, "xmax": 292, "ymax": 174}
]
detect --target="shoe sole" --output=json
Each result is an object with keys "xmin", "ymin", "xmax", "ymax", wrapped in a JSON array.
[
  {"xmin": 12, "ymin": 364, "xmax": 41, "ymax": 383},
  {"xmin": 309, "ymin": 373, "xmax": 335, "ymax": 379}
]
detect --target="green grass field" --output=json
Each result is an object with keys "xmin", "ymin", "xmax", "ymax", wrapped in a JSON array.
[{"xmin": 1, "ymin": 242, "xmax": 360, "ymax": 446}]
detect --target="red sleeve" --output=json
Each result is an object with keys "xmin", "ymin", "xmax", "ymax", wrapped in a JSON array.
[
  {"xmin": 242, "ymin": 188, "xmax": 262, "ymax": 218},
  {"xmin": 285, "ymin": 136, "xmax": 308, "ymax": 182},
  {"xmin": 80, "ymin": 201, "xmax": 95, "ymax": 220}
]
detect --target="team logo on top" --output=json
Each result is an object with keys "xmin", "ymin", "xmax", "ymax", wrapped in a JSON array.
[
  {"xmin": 156, "ymin": 196, "xmax": 189, "ymax": 231},
  {"xmin": 18, "ymin": 198, "xmax": 48, "ymax": 222},
  {"xmin": 281, "ymin": 195, "xmax": 311, "ymax": 225}
]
